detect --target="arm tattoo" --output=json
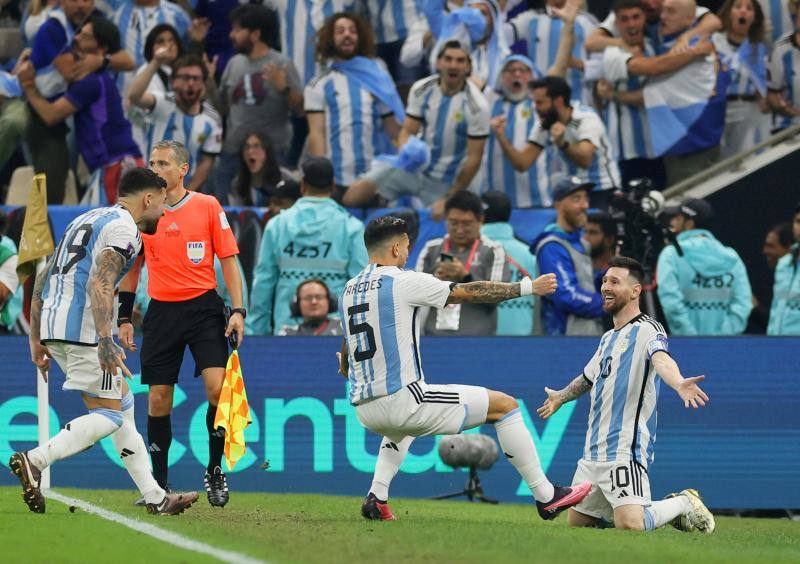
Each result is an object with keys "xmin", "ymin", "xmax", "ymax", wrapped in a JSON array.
[
  {"xmin": 97, "ymin": 336, "xmax": 123, "ymax": 368},
  {"xmin": 89, "ymin": 250, "xmax": 125, "ymax": 340},
  {"xmin": 556, "ymin": 375, "xmax": 593, "ymax": 403},
  {"xmin": 29, "ymin": 257, "xmax": 52, "ymax": 341},
  {"xmin": 453, "ymin": 281, "xmax": 521, "ymax": 304}
]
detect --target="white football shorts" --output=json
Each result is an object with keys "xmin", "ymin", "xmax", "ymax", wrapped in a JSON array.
[
  {"xmin": 355, "ymin": 380, "xmax": 489, "ymax": 442},
  {"xmin": 47, "ymin": 342, "xmax": 123, "ymax": 400},
  {"xmin": 570, "ymin": 458, "xmax": 652, "ymax": 522}
]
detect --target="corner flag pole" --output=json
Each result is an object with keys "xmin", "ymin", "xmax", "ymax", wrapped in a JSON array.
[{"xmin": 35, "ymin": 257, "xmax": 50, "ymax": 489}]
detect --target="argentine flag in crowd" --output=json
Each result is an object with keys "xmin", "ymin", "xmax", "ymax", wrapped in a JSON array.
[
  {"xmin": 728, "ymin": 38, "xmax": 767, "ymax": 97},
  {"xmin": 643, "ymin": 49, "xmax": 726, "ymax": 157},
  {"xmin": 0, "ymin": 71, "xmax": 21, "ymax": 98}
]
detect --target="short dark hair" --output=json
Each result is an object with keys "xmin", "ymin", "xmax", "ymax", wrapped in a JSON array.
[
  {"xmin": 172, "ymin": 53, "xmax": 208, "ymax": 82},
  {"xmin": 444, "ymin": 191, "xmax": 483, "ymax": 219},
  {"xmin": 588, "ymin": 211, "xmax": 617, "ymax": 239},
  {"xmin": 612, "ymin": 0, "xmax": 647, "ymax": 14},
  {"xmin": 144, "ymin": 24, "xmax": 184, "ymax": 63},
  {"xmin": 528, "ymin": 76, "xmax": 571, "ymax": 106},
  {"xmin": 84, "ymin": 14, "xmax": 120, "ymax": 54},
  {"xmin": 118, "ymin": 167, "xmax": 167, "ymax": 197},
  {"xmin": 437, "ymin": 39, "xmax": 469, "ymax": 59},
  {"xmin": 770, "ymin": 222, "xmax": 794, "ymax": 248},
  {"xmin": 481, "ymin": 190, "xmax": 511, "ymax": 223},
  {"xmin": 230, "ymin": 5, "xmax": 279, "ymax": 48},
  {"xmin": 364, "ymin": 216, "xmax": 409, "ymax": 252},
  {"xmin": 608, "ymin": 255, "xmax": 645, "ymax": 284}
]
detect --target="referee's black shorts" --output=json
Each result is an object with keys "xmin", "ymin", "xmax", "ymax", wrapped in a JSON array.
[{"xmin": 140, "ymin": 290, "xmax": 228, "ymax": 386}]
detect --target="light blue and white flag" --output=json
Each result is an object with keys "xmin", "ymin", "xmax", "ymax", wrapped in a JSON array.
[
  {"xmin": 643, "ymin": 53, "xmax": 724, "ymax": 157},
  {"xmin": 0, "ymin": 71, "xmax": 21, "ymax": 98},
  {"xmin": 729, "ymin": 38, "xmax": 767, "ymax": 97}
]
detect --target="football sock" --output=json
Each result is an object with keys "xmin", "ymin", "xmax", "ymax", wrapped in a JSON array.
[
  {"xmin": 147, "ymin": 414, "xmax": 172, "ymax": 490},
  {"xmin": 644, "ymin": 497, "xmax": 693, "ymax": 531},
  {"xmin": 112, "ymin": 392, "xmax": 165, "ymax": 505},
  {"xmin": 28, "ymin": 410, "xmax": 122, "ymax": 470},
  {"xmin": 494, "ymin": 408, "xmax": 555, "ymax": 502},
  {"xmin": 206, "ymin": 403, "xmax": 225, "ymax": 473},
  {"xmin": 369, "ymin": 437, "xmax": 414, "ymax": 502}
]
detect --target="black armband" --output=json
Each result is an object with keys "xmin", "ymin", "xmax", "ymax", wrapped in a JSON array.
[{"xmin": 118, "ymin": 291, "xmax": 135, "ymax": 321}]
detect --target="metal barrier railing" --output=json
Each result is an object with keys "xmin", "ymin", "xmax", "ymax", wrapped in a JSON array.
[{"xmin": 663, "ymin": 123, "xmax": 800, "ymax": 199}]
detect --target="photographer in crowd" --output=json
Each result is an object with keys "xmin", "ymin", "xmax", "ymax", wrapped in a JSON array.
[{"xmin": 656, "ymin": 198, "xmax": 752, "ymax": 335}]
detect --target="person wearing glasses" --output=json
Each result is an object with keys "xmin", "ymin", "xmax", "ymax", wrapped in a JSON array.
[
  {"xmin": 278, "ymin": 279, "xmax": 342, "ymax": 336},
  {"xmin": 128, "ymin": 52, "xmax": 222, "ymax": 192}
]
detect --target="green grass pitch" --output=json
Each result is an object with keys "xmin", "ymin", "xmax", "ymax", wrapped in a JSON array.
[{"xmin": 2, "ymin": 486, "xmax": 798, "ymax": 563}]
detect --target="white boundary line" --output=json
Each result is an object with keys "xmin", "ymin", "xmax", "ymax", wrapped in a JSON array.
[{"xmin": 45, "ymin": 490, "xmax": 268, "ymax": 564}]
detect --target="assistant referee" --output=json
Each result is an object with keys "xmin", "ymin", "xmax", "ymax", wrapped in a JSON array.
[{"xmin": 118, "ymin": 140, "xmax": 245, "ymax": 507}]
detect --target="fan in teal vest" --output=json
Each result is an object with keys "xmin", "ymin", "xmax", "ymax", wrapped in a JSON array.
[
  {"xmin": 657, "ymin": 199, "xmax": 752, "ymax": 335},
  {"xmin": 480, "ymin": 191, "xmax": 537, "ymax": 335},
  {"xmin": 768, "ymin": 244, "xmax": 800, "ymax": 335}
]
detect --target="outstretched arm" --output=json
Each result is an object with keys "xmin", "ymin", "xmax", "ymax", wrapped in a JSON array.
[
  {"xmin": 537, "ymin": 374, "xmax": 592, "ymax": 419},
  {"xmin": 88, "ymin": 250, "xmax": 132, "ymax": 377},
  {"xmin": 651, "ymin": 350, "xmax": 708, "ymax": 408},
  {"xmin": 446, "ymin": 273, "xmax": 557, "ymax": 304}
]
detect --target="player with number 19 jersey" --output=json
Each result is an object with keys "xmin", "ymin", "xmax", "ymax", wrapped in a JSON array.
[{"xmin": 41, "ymin": 205, "xmax": 141, "ymax": 344}]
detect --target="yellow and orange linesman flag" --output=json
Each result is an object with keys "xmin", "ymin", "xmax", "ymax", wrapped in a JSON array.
[{"xmin": 213, "ymin": 350, "xmax": 252, "ymax": 470}]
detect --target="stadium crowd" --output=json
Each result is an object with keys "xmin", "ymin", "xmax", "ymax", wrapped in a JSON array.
[{"xmin": 0, "ymin": 0, "xmax": 799, "ymax": 337}]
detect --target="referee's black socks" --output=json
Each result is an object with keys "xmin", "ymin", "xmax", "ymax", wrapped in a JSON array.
[
  {"xmin": 206, "ymin": 403, "xmax": 225, "ymax": 473},
  {"xmin": 147, "ymin": 414, "xmax": 172, "ymax": 490}
]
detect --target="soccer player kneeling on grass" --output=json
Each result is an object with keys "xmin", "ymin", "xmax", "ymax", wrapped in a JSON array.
[
  {"xmin": 538, "ymin": 256, "xmax": 715, "ymax": 533},
  {"xmin": 338, "ymin": 216, "xmax": 592, "ymax": 521},
  {"xmin": 10, "ymin": 168, "xmax": 198, "ymax": 515}
]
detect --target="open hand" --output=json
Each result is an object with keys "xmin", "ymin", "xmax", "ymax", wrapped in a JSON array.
[
  {"xmin": 97, "ymin": 336, "xmax": 132, "ymax": 378},
  {"xmin": 537, "ymin": 387, "xmax": 563, "ymax": 419},
  {"xmin": 677, "ymin": 375, "xmax": 709, "ymax": 408},
  {"xmin": 189, "ymin": 17, "xmax": 211, "ymax": 43}
]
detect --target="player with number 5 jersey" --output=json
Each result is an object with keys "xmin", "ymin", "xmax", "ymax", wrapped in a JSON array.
[
  {"xmin": 338, "ymin": 216, "xmax": 592, "ymax": 522},
  {"xmin": 538, "ymin": 256, "xmax": 715, "ymax": 534},
  {"xmin": 248, "ymin": 157, "xmax": 368, "ymax": 335}
]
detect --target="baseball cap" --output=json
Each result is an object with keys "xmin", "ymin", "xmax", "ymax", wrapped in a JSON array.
[
  {"xmin": 553, "ymin": 176, "xmax": 595, "ymax": 202},
  {"xmin": 663, "ymin": 198, "xmax": 714, "ymax": 223},
  {"xmin": 301, "ymin": 156, "xmax": 334, "ymax": 189}
]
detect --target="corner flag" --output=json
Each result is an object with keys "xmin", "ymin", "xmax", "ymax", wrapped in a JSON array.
[{"xmin": 16, "ymin": 174, "xmax": 53, "ymax": 284}]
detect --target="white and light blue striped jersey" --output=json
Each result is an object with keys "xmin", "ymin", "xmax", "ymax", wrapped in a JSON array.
[
  {"xmin": 340, "ymin": 264, "xmax": 452, "ymax": 404},
  {"xmin": 406, "ymin": 75, "xmax": 490, "ymax": 185},
  {"xmin": 144, "ymin": 91, "xmax": 222, "ymax": 182},
  {"xmin": 758, "ymin": 0, "xmax": 793, "ymax": 43},
  {"xmin": 112, "ymin": 0, "xmax": 190, "ymax": 91},
  {"xmin": 267, "ymin": 0, "xmax": 357, "ymax": 85},
  {"xmin": 361, "ymin": 0, "xmax": 421, "ymax": 44},
  {"xmin": 581, "ymin": 313, "xmax": 668, "ymax": 467},
  {"xmin": 41, "ymin": 206, "xmax": 142, "ymax": 345},
  {"xmin": 507, "ymin": 8, "xmax": 598, "ymax": 102},
  {"xmin": 33, "ymin": 9, "xmax": 72, "ymax": 99},
  {"xmin": 528, "ymin": 102, "xmax": 620, "ymax": 189},
  {"xmin": 600, "ymin": 6, "xmax": 708, "ymax": 48},
  {"xmin": 767, "ymin": 33, "xmax": 800, "ymax": 128},
  {"xmin": 485, "ymin": 91, "xmax": 551, "ymax": 206},
  {"xmin": 600, "ymin": 45, "xmax": 654, "ymax": 161},
  {"xmin": 305, "ymin": 67, "xmax": 394, "ymax": 186}
]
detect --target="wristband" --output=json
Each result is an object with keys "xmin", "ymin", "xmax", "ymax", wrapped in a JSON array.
[
  {"xmin": 520, "ymin": 276, "xmax": 533, "ymax": 296},
  {"xmin": 100, "ymin": 54, "xmax": 111, "ymax": 71},
  {"xmin": 118, "ymin": 291, "xmax": 135, "ymax": 319}
]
